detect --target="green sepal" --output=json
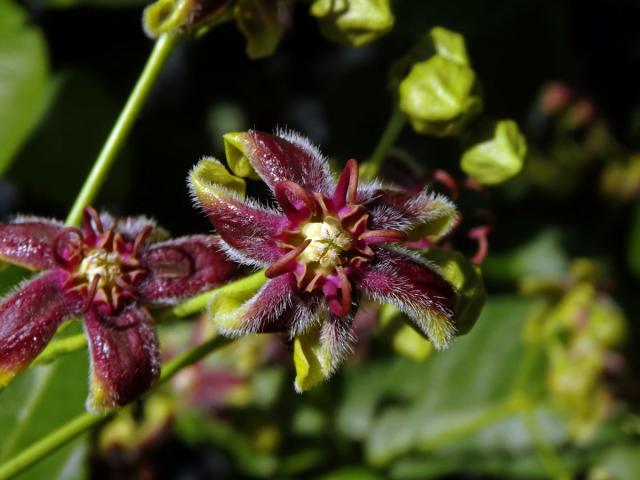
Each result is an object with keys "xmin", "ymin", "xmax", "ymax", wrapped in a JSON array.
[
  {"xmin": 310, "ymin": 0, "xmax": 394, "ymax": 47},
  {"xmin": 430, "ymin": 26, "xmax": 469, "ymax": 65},
  {"xmin": 190, "ymin": 156, "xmax": 247, "ymax": 200},
  {"xmin": 398, "ymin": 26, "xmax": 482, "ymax": 137},
  {"xmin": 208, "ymin": 270, "xmax": 268, "ymax": 333},
  {"xmin": 293, "ymin": 324, "xmax": 332, "ymax": 392},
  {"xmin": 234, "ymin": 0, "xmax": 288, "ymax": 59},
  {"xmin": 422, "ymin": 249, "xmax": 486, "ymax": 335},
  {"xmin": 223, "ymin": 132, "xmax": 260, "ymax": 179},
  {"xmin": 461, "ymin": 119, "xmax": 527, "ymax": 185},
  {"xmin": 143, "ymin": 0, "xmax": 232, "ymax": 39}
]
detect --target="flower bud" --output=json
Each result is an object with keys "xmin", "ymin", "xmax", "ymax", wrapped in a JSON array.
[
  {"xmin": 399, "ymin": 27, "xmax": 482, "ymax": 137},
  {"xmin": 234, "ymin": 0, "xmax": 291, "ymax": 59},
  {"xmin": 460, "ymin": 120, "xmax": 527, "ymax": 185},
  {"xmin": 422, "ymin": 248, "xmax": 486, "ymax": 335},
  {"xmin": 143, "ymin": 0, "xmax": 231, "ymax": 38},
  {"xmin": 310, "ymin": 0, "xmax": 394, "ymax": 47}
]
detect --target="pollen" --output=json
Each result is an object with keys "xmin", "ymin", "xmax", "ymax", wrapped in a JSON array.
[
  {"xmin": 78, "ymin": 249, "xmax": 122, "ymax": 288},
  {"xmin": 299, "ymin": 217, "xmax": 352, "ymax": 269}
]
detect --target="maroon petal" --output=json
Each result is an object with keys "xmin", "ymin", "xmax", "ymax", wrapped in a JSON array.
[
  {"xmin": 357, "ymin": 247, "xmax": 457, "ymax": 349},
  {"xmin": 137, "ymin": 235, "xmax": 240, "ymax": 304},
  {"xmin": 215, "ymin": 274, "xmax": 298, "ymax": 336},
  {"xmin": 365, "ymin": 189, "xmax": 455, "ymax": 234},
  {"xmin": 84, "ymin": 305, "xmax": 159, "ymax": 411},
  {"xmin": 241, "ymin": 130, "xmax": 333, "ymax": 194},
  {"xmin": 0, "ymin": 271, "xmax": 79, "ymax": 386},
  {"xmin": 0, "ymin": 218, "xmax": 64, "ymax": 270},
  {"xmin": 200, "ymin": 190, "xmax": 287, "ymax": 267}
]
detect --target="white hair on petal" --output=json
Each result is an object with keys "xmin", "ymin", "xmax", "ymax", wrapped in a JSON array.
[
  {"xmin": 363, "ymin": 246, "xmax": 457, "ymax": 350},
  {"xmin": 11, "ymin": 215, "xmax": 64, "ymax": 227},
  {"xmin": 273, "ymin": 127, "xmax": 334, "ymax": 194}
]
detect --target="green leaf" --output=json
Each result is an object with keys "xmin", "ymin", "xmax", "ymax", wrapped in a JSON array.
[
  {"xmin": 483, "ymin": 229, "xmax": 569, "ymax": 285},
  {"xmin": 0, "ymin": 346, "xmax": 90, "ymax": 479},
  {"xmin": 337, "ymin": 296, "xmax": 560, "ymax": 468},
  {"xmin": 0, "ymin": 0, "xmax": 50, "ymax": 176},
  {"xmin": 591, "ymin": 445, "xmax": 640, "ymax": 480}
]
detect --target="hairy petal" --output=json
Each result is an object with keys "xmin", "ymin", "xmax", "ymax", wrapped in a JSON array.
[
  {"xmin": 0, "ymin": 271, "xmax": 79, "ymax": 386},
  {"xmin": 211, "ymin": 274, "xmax": 297, "ymax": 336},
  {"xmin": 358, "ymin": 247, "xmax": 457, "ymax": 349},
  {"xmin": 0, "ymin": 219, "xmax": 64, "ymax": 270},
  {"xmin": 293, "ymin": 312, "xmax": 354, "ymax": 392},
  {"xmin": 366, "ymin": 189, "xmax": 457, "ymax": 241},
  {"xmin": 85, "ymin": 305, "xmax": 160, "ymax": 412},
  {"xmin": 224, "ymin": 130, "xmax": 334, "ymax": 194},
  {"xmin": 190, "ymin": 157, "xmax": 286, "ymax": 266},
  {"xmin": 137, "ymin": 235, "xmax": 239, "ymax": 304}
]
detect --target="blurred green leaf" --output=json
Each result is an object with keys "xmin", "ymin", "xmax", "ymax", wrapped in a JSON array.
[
  {"xmin": 9, "ymin": 71, "xmax": 131, "ymax": 208},
  {"xmin": 591, "ymin": 444, "xmax": 640, "ymax": 480},
  {"xmin": 0, "ymin": 0, "xmax": 51, "ymax": 176},
  {"xmin": 0, "ymin": 347, "xmax": 90, "ymax": 479},
  {"xmin": 627, "ymin": 201, "xmax": 640, "ymax": 278},
  {"xmin": 483, "ymin": 229, "xmax": 569, "ymax": 284},
  {"xmin": 0, "ymin": 264, "xmax": 29, "ymax": 297},
  {"xmin": 338, "ymin": 296, "xmax": 565, "ymax": 469},
  {"xmin": 319, "ymin": 467, "xmax": 384, "ymax": 480}
]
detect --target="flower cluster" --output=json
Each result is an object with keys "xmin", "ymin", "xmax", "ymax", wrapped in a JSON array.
[
  {"xmin": 190, "ymin": 129, "xmax": 461, "ymax": 390},
  {"xmin": 0, "ymin": 207, "xmax": 238, "ymax": 411}
]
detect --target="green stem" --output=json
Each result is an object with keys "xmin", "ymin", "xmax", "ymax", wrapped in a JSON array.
[
  {"xmin": 362, "ymin": 106, "xmax": 407, "ymax": 181},
  {"xmin": 65, "ymin": 33, "xmax": 180, "ymax": 226},
  {"xmin": 31, "ymin": 334, "xmax": 86, "ymax": 367},
  {"xmin": 0, "ymin": 335, "xmax": 231, "ymax": 480},
  {"xmin": 522, "ymin": 410, "xmax": 570, "ymax": 480}
]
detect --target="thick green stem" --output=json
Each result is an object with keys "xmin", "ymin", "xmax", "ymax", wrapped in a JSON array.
[
  {"xmin": 0, "ymin": 335, "xmax": 231, "ymax": 480},
  {"xmin": 362, "ymin": 106, "xmax": 407, "ymax": 181},
  {"xmin": 65, "ymin": 33, "xmax": 179, "ymax": 226}
]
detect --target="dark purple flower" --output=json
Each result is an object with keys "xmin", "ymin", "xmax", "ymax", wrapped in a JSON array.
[
  {"xmin": 190, "ymin": 130, "xmax": 459, "ymax": 390},
  {"xmin": 0, "ymin": 207, "xmax": 238, "ymax": 411}
]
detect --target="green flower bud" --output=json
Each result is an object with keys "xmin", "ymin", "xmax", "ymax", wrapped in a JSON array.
[
  {"xmin": 399, "ymin": 27, "xmax": 482, "ymax": 137},
  {"xmin": 310, "ymin": 0, "xmax": 394, "ymax": 47},
  {"xmin": 422, "ymin": 249, "xmax": 486, "ymax": 335},
  {"xmin": 143, "ymin": 0, "xmax": 232, "ymax": 38},
  {"xmin": 234, "ymin": 0, "xmax": 290, "ymax": 59},
  {"xmin": 461, "ymin": 120, "xmax": 527, "ymax": 185}
]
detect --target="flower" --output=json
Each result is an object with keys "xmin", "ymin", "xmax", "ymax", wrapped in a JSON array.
[
  {"xmin": 0, "ymin": 207, "xmax": 238, "ymax": 411},
  {"xmin": 190, "ymin": 130, "xmax": 460, "ymax": 391}
]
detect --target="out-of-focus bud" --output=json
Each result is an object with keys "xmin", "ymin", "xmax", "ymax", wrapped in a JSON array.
[
  {"xmin": 423, "ymin": 248, "xmax": 486, "ymax": 335},
  {"xmin": 600, "ymin": 154, "xmax": 640, "ymax": 202},
  {"xmin": 461, "ymin": 120, "xmax": 527, "ymax": 185},
  {"xmin": 234, "ymin": 0, "xmax": 291, "ymax": 59},
  {"xmin": 310, "ymin": 0, "xmax": 395, "ymax": 47},
  {"xmin": 538, "ymin": 82, "xmax": 573, "ymax": 115},
  {"xmin": 399, "ymin": 27, "xmax": 482, "ymax": 137},
  {"xmin": 143, "ymin": 0, "xmax": 232, "ymax": 38},
  {"xmin": 588, "ymin": 297, "xmax": 626, "ymax": 348}
]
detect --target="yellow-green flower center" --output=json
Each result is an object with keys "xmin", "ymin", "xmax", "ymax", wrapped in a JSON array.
[
  {"xmin": 299, "ymin": 217, "xmax": 352, "ymax": 269},
  {"xmin": 78, "ymin": 249, "xmax": 122, "ymax": 288}
]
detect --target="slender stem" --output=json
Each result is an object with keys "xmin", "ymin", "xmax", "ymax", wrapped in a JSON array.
[
  {"xmin": 65, "ymin": 33, "xmax": 180, "ymax": 226},
  {"xmin": 0, "ymin": 335, "xmax": 231, "ymax": 480},
  {"xmin": 32, "ymin": 334, "xmax": 86, "ymax": 366},
  {"xmin": 362, "ymin": 106, "xmax": 407, "ymax": 181},
  {"xmin": 522, "ymin": 410, "xmax": 570, "ymax": 480}
]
